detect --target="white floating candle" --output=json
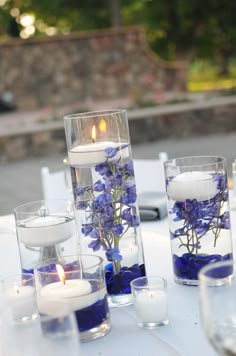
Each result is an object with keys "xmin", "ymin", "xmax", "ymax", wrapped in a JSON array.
[
  {"xmin": 39, "ymin": 280, "xmax": 106, "ymax": 313},
  {"xmin": 167, "ymin": 171, "xmax": 218, "ymax": 201},
  {"xmin": 135, "ymin": 289, "xmax": 167, "ymax": 324},
  {"xmin": 5, "ymin": 285, "xmax": 36, "ymax": 321},
  {"xmin": 68, "ymin": 142, "xmax": 129, "ymax": 167},
  {"xmin": 17, "ymin": 215, "xmax": 75, "ymax": 247}
]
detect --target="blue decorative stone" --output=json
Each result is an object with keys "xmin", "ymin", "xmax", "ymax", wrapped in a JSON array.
[
  {"xmin": 74, "ymin": 296, "xmax": 109, "ymax": 332},
  {"xmin": 105, "ymin": 263, "xmax": 146, "ymax": 295},
  {"xmin": 173, "ymin": 253, "xmax": 233, "ymax": 280}
]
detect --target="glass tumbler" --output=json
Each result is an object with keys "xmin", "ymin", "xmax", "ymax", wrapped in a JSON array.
[
  {"xmin": 131, "ymin": 276, "xmax": 168, "ymax": 328},
  {"xmin": 34, "ymin": 254, "xmax": 111, "ymax": 342},
  {"xmin": 2, "ymin": 273, "xmax": 37, "ymax": 323},
  {"xmin": 164, "ymin": 156, "xmax": 233, "ymax": 285},
  {"xmin": 199, "ymin": 260, "xmax": 235, "ymax": 355}
]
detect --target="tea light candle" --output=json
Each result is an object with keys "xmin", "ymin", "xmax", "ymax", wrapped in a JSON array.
[
  {"xmin": 5, "ymin": 285, "xmax": 36, "ymax": 321},
  {"xmin": 135, "ymin": 289, "xmax": 167, "ymax": 324},
  {"xmin": 167, "ymin": 171, "xmax": 218, "ymax": 201},
  {"xmin": 68, "ymin": 142, "xmax": 129, "ymax": 167},
  {"xmin": 17, "ymin": 215, "xmax": 75, "ymax": 247}
]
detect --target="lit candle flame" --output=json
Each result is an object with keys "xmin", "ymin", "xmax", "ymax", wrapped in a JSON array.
[
  {"xmin": 99, "ymin": 118, "xmax": 106, "ymax": 133},
  {"xmin": 149, "ymin": 291, "xmax": 155, "ymax": 299},
  {"xmin": 56, "ymin": 264, "xmax": 66, "ymax": 285},
  {"xmin": 91, "ymin": 125, "xmax": 96, "ymax": 143}
]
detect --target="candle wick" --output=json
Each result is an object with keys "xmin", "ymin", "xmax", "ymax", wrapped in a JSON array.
[
  {"xmin": 92, "ymin": 138, "xmax": 95, "ymax": 144},
  {"xmin": 16, "ymin": 288, "xmax": 19, "ymax": 294}
]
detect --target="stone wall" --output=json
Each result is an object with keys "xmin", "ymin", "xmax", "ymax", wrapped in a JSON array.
[
  {"xmin": 0, "ymin": 96, "xmax": 236, "ymax": 162},
  {"xmin": 0, "ymin": 27, "xmax": 187, "ymax": 110}
]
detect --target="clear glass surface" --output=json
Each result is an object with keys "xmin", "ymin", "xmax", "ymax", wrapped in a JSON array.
[{"xmin": 199, "ymin": 260, "xmax": 236, "ymax": 355}]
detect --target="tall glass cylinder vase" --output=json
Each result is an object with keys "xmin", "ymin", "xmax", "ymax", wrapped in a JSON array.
[
  {"xmin": 164, "ymin": 156, "xmax": 233, "ymax": 286},
  {"xmin": 64, "ymin": 110, "xmax": 146, "ymax": 307}
]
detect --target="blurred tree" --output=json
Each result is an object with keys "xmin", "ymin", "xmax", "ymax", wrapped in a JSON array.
[
  {"xmin": 109, "ymin": 0, "xmax": 122, "ymax": 27},
  {"xmin": 0, "ymin": 0, "xmax": 235, "ymax": 73}
]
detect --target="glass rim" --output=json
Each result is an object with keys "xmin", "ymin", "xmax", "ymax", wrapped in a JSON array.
[
  {"xmin": 130, "ymin": 276, "xmax": 166, "ymax": 289},
  {"xmin": 164, "ymin": 155, "xmax": 226, "ymax": 169},
  {"xmin": 64, "ymin": 109, "xmax": 127, "ymax": 120},
  {"xmin": 34, "ymin": 254, "xmax": 104, "ymax": 275},
  {"xmin": 14, "ymin": 199, "xmax": 74, "ymax": 214},
  {"xmin": 2, "ymin": 272, "xmax": 35, "ymax": 284},
  {"xmin": 198, "ymin": 260, "xmax": 234, "ymax": 282}
]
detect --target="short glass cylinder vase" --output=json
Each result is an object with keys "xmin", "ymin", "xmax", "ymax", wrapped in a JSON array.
[
  {"xmin": 64, "ymin": 110, "xmax": 146, "ymax": 307},
  {"xmin": 34, "ymin": 254, "xmax": 110, "ymax": 342},
  {"xmin": 164, "ymin": 156, "xmax": 233, "ymax": 286},
  {"xmin": 14, "ymin": 200, "xmax": 78, "ymax": 274}
]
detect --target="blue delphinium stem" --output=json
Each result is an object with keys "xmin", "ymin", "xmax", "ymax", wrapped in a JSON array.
[
  {"xmin": 170, "ymin": 174, "xmax": 230, "ymax": 255},
  {"xmin": 77, "ymin": 144, "xmax": 140, "ymax": 277}
]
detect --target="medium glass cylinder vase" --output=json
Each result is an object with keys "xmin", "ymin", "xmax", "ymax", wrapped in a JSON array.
[
  {"xmin": 14, "ymin": 200, "xmax": 78, "ymax": 274},
  {"xmin": 164, "ymin": 156, "xmax": 233, "ymax": 286},
  {"xmin": 64, "ymin": 110, "xmax": 146, "ymax": 307}
]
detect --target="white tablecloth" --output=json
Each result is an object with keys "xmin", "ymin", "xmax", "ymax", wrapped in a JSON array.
[{"xmin": 2, "ymin": 212, "xmax": 236, "ymax": 356}]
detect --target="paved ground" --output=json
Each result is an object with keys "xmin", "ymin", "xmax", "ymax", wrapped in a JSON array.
[{"xmin": 0, "ymin": 132, "xmax": 235, "ymax": 215}]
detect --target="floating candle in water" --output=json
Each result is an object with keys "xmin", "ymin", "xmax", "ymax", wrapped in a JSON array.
[
  {"xmin": 68, "ymin": 123, "xmax": 129, "ymax": 166},
  {"xmin": 16, "ymin": 215, "xmax": 75, "ymax": 247},
  {"xmin": 38, "ymin": 265, "xmax": 105, "ymax": 314},
  {"xmin": 68, "ymin": 142, "xmax": 129, "ymax": 166},
  {"xmin": 167, "ymin": 171, "xmax": 218, "ymax": 201}
]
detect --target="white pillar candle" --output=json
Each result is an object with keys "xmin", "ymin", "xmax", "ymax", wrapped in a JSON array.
[
  {"xmin": 167, "ymin": 171, "xmax": 218, "ymax": 201},
  {"xmin": 135, "ymin": 289, "xmax": 167, "ymax": 324},
  {"xmin": 68, "ymin": 142, "xmax": 129, "ymax": 166},
  {"xmin": 17, "ymin": 215, "xmax": 75, "ymax": 247},
  {"xmin": 5, "ymin": 285, "xmax": 37, "ymax": 321},
  {"xmin": 39, "ymin": 280, "xmax": 106, "ymax": 313}
]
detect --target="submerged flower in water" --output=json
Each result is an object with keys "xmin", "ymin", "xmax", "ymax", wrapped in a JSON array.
[
  {"xmin": 77, "ymin": 145, "xmax": 140, "ymax": 269},
  {"xmin": 169, "ymin": 173, "xmax": 230, "ymax": 254}
]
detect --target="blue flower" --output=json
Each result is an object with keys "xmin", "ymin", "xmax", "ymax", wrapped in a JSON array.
[
  {"xmin": 93, "ymin": 180, "xmax": 105, "ymax": 192},
  {"xmin": 106, "ymin": 247, "xmax": 122, "ymax": 262},
  {"xmin": 125, "ymin": 161, "xmax": 134, "ymax": 176},
  {"xmin": 76, "ymin": 201, "xmax": 88, "ymax": 210},
  {"xmin": 81, "ymin": 224, "xmax": 93, "ymax": 236},
  {"xmin": 88, "ymin": 239, "xmax": 101, "ymax": 251},
  {"xmin": 76, "ymin": 144, "xmax": 140, "ymax": 271},
  {"xmin": 105, "ymin": 147, "xmax": 118, "ymax": 158},
  {"xmin": 76, "ymin": 187, "xmax": 86, "ymax": 196},
  {"xmin": 170, "ymin": 173, "xmax": 230, "ymax": 254},
  {"xmin": 95, "ymin": 163, "xmax": 112, "ymax": 177},
  {"xmin": 111, "ymin": 224, "xmax": 124, "ymax": 235},
  {"xmin": 89, "ymin": 229, "xmax": 100, "ymax": 239}
]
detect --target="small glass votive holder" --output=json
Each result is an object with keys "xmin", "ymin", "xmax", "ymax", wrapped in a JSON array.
[
  {"xmin": 131, "ymin": 276, "xmax": 169, "ymax": 329},
  {"xmin": 34, "ymin": 254, "xmax": 111, "ymax": 342},
  {"xmin": 1, "ymin": 273, "xmax": 38, "ymax": 323}
]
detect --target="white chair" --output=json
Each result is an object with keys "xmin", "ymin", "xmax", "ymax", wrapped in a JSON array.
[
  {"xmin": 41, "ymin": 166, "xmax": 73, "ymax": 200},
  {"xmin": 133, "ymin": 152, "xmax": 168, "ymax": 194}
]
